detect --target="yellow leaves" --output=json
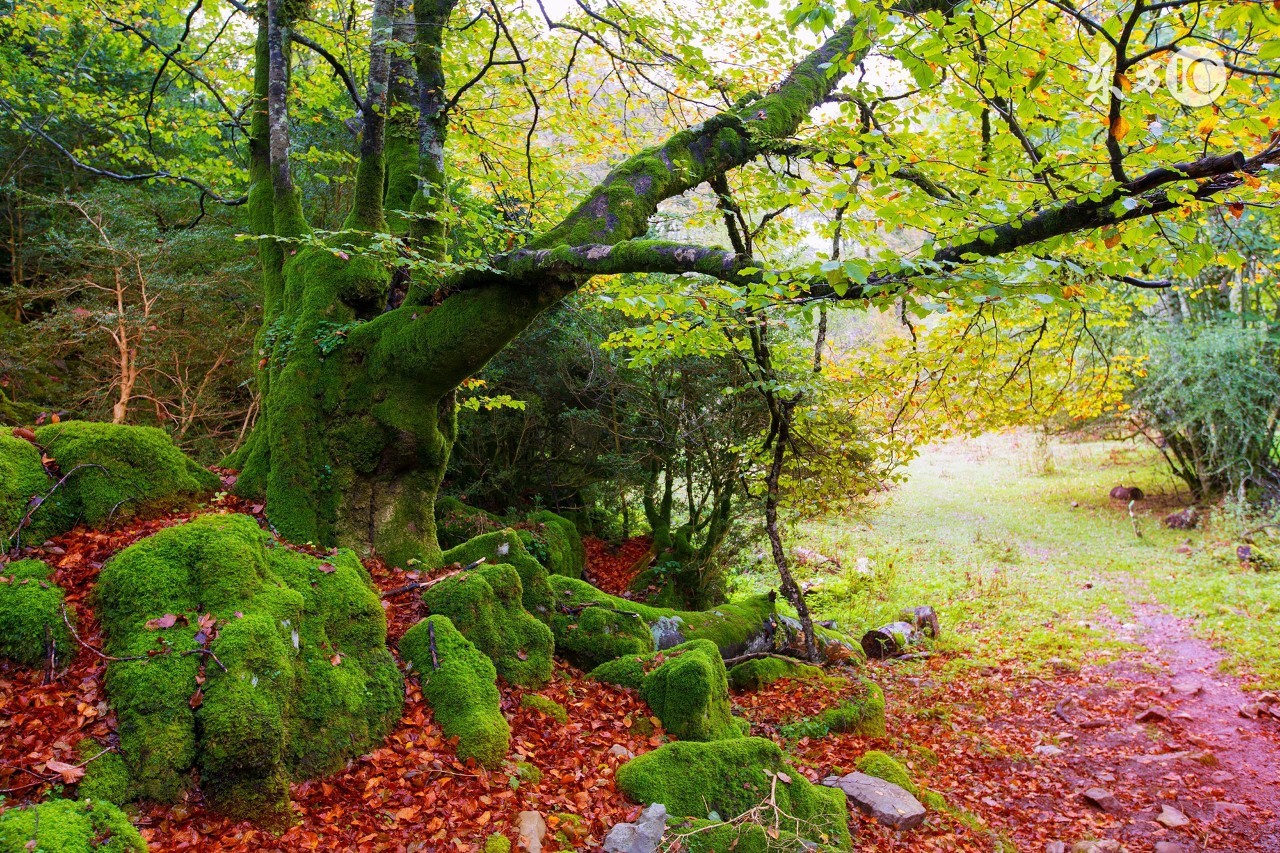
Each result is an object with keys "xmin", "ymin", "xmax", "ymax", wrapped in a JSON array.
[
  {"xmin": 1196, "ymin": 115, "xmax": 1218, "ymax": 137},
  {"xmin": 1062, "ymin": 285, "xmax": 1086, "ymax": 299},
  {"xmin": 1109, "ymin": 114, "xmax": 1130, "ymax": 142}
]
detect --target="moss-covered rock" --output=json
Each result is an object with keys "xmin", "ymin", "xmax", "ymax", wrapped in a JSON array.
[
  {"xmin": 590, "ymin": 640, "xmax": 741, "ymax": 741},
  {"xmin": 435, "ymin": 497, "xmax": 504, "ymax": 551},
  {"xmin": 727, "ymin": 656, "xmax": 823, "ymax": 691},
  {"xmin": 0, "ymin": 389, "xmax": 41, "ymax": 427},
  {"xmin": 95, "ymin": 513, "xmax": 402, "ymax": 827},
  {"xmin": 547, "ymin": 576, "xmax": 834, "ymax": 669},
  {"xmin": 616, "ymin": 738, "xmax": 851, "ymax": 851},
  {"xmin": 74, "ymin": 740, "xmax": 132, "ymax": 806},
  {"xmin": 482, "ymin": 834, "xmax": 512, "ymax": 853},
  {"xmin": 0, "ymin": 431, "xmax": 59, "ymax": 546},
  {"xmin": 438, "ymin": 530, "xmax": 553, "ymax": 616},
  {"xmin": 422, "ymin": 559, "xmax": 553, "ymax": 688},
  {"xmin": 401, "ymin": 615, "xmax": 510, "ymax": 769},
  {"xmin": 856, "ymin": 751, "xmax": 914, "ymax": 792},
  {"xmin": 0, "ymin": 799, "xmax": 146, "ymax": 852},
  {"xmin": 33, "ymin": 422, "xmax": 217, "ymax": 529},
  {"xmin": 519, "ymin": 694, "xmax": 568, "ymax": 724},
  {"xmin": 525, "ymin": 510, "xmax": 584, "ymax": 580},
  {"xmin": 821, "ymin": 677, "xmax": 887, "ymax": 737},
  {"xmin": 0, "ymin": 559, "xmax": 74, "ymax": 668}
]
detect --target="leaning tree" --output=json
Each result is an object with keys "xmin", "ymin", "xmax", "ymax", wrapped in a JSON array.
[{"xmin": 5, "ymin": 0, "xmax": 1278, "ymax": 565}]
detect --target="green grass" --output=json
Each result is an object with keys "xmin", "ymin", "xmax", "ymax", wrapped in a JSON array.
[{"xmin": 763, "ymin": 432, "xmax": 1280, "ymax": 689}]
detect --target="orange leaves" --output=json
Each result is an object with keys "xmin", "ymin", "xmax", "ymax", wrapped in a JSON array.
[
  {"xmin": 581, "ymin": 536, "xmax": 653, "ymax": 596},
  {"xmin": 1109, "ymin": 114, "xmax": 1131, "ymax": 142},
  {"xmin": 43, "ymin": 759, "xmax": 85, "ymax": 784}
]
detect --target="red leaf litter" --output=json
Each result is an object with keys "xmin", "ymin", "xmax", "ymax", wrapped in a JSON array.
[
  {"xmin": 581, "ymin": 536, "xmax": 651, "ymax": 597},
  {"xmin": 1, "ymin": 504, "xmax": 659, "ymax": 852}
]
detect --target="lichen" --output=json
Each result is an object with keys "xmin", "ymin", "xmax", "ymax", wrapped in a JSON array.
[
  {"xmin": 519, "ymin": 694, "xmax": 568, "ymax": 725},
  {"xmin": 590, "ymin": 640, "xmax": 741, "ymax": 741},
  {"xmin": 95, "ymin": 513, "xmax": 401, "ymax": 827},
  {"xmin": 727, "ymin": 657, "xmax": 823, "ymax": 692},
  {"xmin": 0, "ymin": 559, "xmax": 73, "ymax": 668},
  {"xmin": 615, "ymin": 738, "xmax": 851, "ymax": 851},
  {"xmin": 421, "ymin": 558, "xmax": 553, "ymax": 688},
  {"xmin": 0, "ymin": 799, "xmax": 147, "ymax": 852},
  {"xmin": 401, "ymin": 615, "xmax": 510, "ymax": 769}
]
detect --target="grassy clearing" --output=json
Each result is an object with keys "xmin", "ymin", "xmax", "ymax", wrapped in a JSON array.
[{"xmin": 746, "ymin": 431, "xmax": 1280, "ymax": 688}]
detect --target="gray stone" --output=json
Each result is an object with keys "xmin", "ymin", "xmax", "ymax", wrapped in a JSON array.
[
  {"xmin": 1035, "ymin": 745, "xmax": 1065, "ymax": 758},
  {"xmin": 1071, "ymin": 842, "xmax": 1120, "ymax": 853},
  {"xmin": 1155, "ymin": 805, "xmax": 1189, "ymax": 829},
  {"xmin": 1083, "ymin": 787, "xmax": 1123, "ymax": 814},
  {"xmin": 822, "ymin": 772, "xmax": 926, "ymax": 830},
  {"xmin": 1154, "ymin": 843, "xmax": 1189, "ymax": 853},
  {"xmin": 604, "ymin": 803, "xmax": 668, "ymax": 853},
  {"xmin": 1045, "ymin": 843, "xmax": 1066, "ymax": 853}
]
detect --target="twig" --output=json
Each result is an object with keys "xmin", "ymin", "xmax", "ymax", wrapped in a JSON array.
[
  {"xmin": 721, "ymin": 651, "xmax": 813, "ymax": 668},
  {"xmin": 62, "ymin": 605, "xmax": 147, "ymax": 663},
  {"xmin": 428, "ymin": 620, "xmax": 439, "ymax": 670},
  {"xmin": 380, "ymin": 567, "xmax": 463, "ymax": 598},
  {"xmin": 0, "ymin": 747, "xmax": 113, "ymax": 794}
]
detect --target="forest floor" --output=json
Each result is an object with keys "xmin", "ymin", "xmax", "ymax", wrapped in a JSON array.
[
  {"xmin": 757, "ymin": 432, "xmax": 1280, "ymax": 852},
  {"xmin": 2, "ymin": 433, "xmax": 1278, "ymax": 852}
]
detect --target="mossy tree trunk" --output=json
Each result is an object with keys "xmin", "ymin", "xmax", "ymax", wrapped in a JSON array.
[{"xmin": 226, "ymin": 0, "xmax": 1233, "ymax": 567}]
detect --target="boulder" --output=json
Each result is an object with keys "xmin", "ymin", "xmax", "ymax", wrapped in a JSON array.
[
  {"xmin": 0, "ymin": 799, "xmax": 146, "ymax": 852},
  {"xmin": 822, "ymin": 771, "xmax": 926, "ymax": 830},
  {"xmin": 603, "ymin": 803, "xmax": 667, "ymax": 853},
  {"xmin": 727, "ymin": 656, "xmax": 822, "ymax": 691},
  {"xmin": 401, "ymin": 615, "xmax": 510, "ymax": 769},
  {"xmin": 1082, "ymin": 788, "xmax": 1123, "ymax": 815},
  {"xmin": 0, "ymin": 559, "xmax": 73, "ymax": 668}
]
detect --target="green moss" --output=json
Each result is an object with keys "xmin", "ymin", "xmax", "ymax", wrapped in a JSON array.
[
  {"xmin": 422, "ymin": 559, "xmax": 553, "ymax": 688},
  {"xmin": 95, "ymin": 513, "xmax": 401, "ymax": 826},
  {"xmin": 856, "ymin": 751, "xmax": 914, "ymax": 793},
  {"xmin": 511, "ymin": 761, "xmax": 542, "ymax": 787},
  {"xmin": 546, "ymin": 576, "xmax": 822, "ymax": 670},
  {"xmin": 525, "ymin": 511, "xmax": 584, "ymax": 580},
  {"xmin": 590, "ymin": 641, "xmax": 740, "ymax": 741},
  {"xmin": 0, "ymin": 799, "xmax": 146, "ymax": 852},
  {"xmin": 0, "ymin": 559, "xmax": 73, "ymax": 667},
  {"xmin": 727, "ymin": 657, "xmax": 823, "ymax": 691},
  {"xmin": 74, "ymin": 740, "xmax": 132, "ymax": 805},
  {"xmin": 435, "ymin": 498, "xmax": 503, "ymax": 551},
  {"xmin": 520, "ymin": 694, "xmax": 568, "ymax": 724},
  {"xmin": 616, "ymin": 738, "xmax": 851, "ymax": 851},
  {"xmin": 401, "ymin": 615, "xmax": 510, "ymax": 769},
  {"xmin": 820, "ymin": 678, "xmax": 886, "ymax": 737},
  {"xmin": 482, "ymin": 834, "xmax": 511, "ymax": 853},
  {"xmin": 0, "ymin": 389, "xmax": 41, "ymax": 427},
  {"xmin": 439, "ymin": 530, "xmax": 552, "ymax": 615},
  {"xmin": 0, "ymin": 432, "xmax": 59, "ymax": 546},
  {"xmin": 31, "ymin": 422, "xmax": 217, "ymax": 530}
]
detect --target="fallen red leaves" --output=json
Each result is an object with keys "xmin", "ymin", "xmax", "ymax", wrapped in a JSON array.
[{"xmin": 582, "ymin": 536, "xmax": 651, "ymax": 596}]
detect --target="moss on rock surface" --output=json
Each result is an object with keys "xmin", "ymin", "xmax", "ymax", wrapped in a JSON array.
[
  {"xmin": 0, "ymin": 559, "xmax": 73, "ymax": 668},
  {"xmin": 669, "ymin": 819, "xmax": 845, "ymax": 853},
  {"xmin": 727, "ymin": 657, "xmax": 823, "ymax": 691},
  {"xmin": 822, "ymin": 677, "xmax": 886, "ymax": 737},
  {"xmin": 547, "ymin": 576, "xmax": 836, "ymax": 669},
  {"xmin": 95, "ymin": 513, "xmax": 401, "ymax": 827},
  {"xmin": 590, "ymin": 640, "xmax": 740, "ymax": 741},
  {"xmin": 401, "ymin": 615, "xmax": 510, "ymax": 769},
  {"xmin": 74, "ymin": 740, "xmax": 132, "ymax": 805},
  {"xmin": 34, "ymin": 422, "xmax": 218, "ymax": 529},
  {"xmin": 434, "ymin": 498, "xmax": 504, "ymax": 551},
  {"xmin": 525, "ymin": 511, "xmax": 584, "ymax": 579},
  {"xmin": 856, "ymin": 750, "xmax": 914, "ymax": 792},
  {"xmin": 0, "ymin": 431, "xmax": 60, "ymax": 545},
  {"xmin": 438, "ymin": 530, "xmax": 553, "ymax": 616},
  {"xmin": 615, "ymin": 738, "xmax": 851, "ymax": 851},
  {"xmin": 0, "ymin": 799, "xmax": 146, "ymax": 853},
  {"xmin": 519, "ymin": 694, "xmax": 568, "ymax": 724},
  {"xmin": 421, "ymin": 558, "xmax": 553, "ymax": 688}
]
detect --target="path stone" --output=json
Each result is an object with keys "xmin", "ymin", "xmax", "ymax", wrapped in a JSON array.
[
  {"xmin": 1082, "ymin": 788, "xmax": 1123, "ymax": 814},
  {"xmin": 1045, "ymin": 843, "xmax": 1066, "ymax": 853},
  {"xmin": 604, "ymin": 803, "xmax": 667, "ymax": 853},
  {"xmin": 1071, "ymin": 841, "xmax": 1120, "ymax": 853},
  {"xmin": 1155, "ymin": 805, "xmax": 1189, "ymax": 828},
  {"xmin": 822, "ymin": 771, "xmax": 926, "ymax": 829},
  {"xmin": 517, "ymin": 810, "xmax": 548, "ymax": 853},
  {"xmin": 1035, "ymin": 745, "xmax": 1065, "ymax": 757},
  {"xmin": 1154, "ymin": 843, "xmax": 1189, "ymax": 853}
]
